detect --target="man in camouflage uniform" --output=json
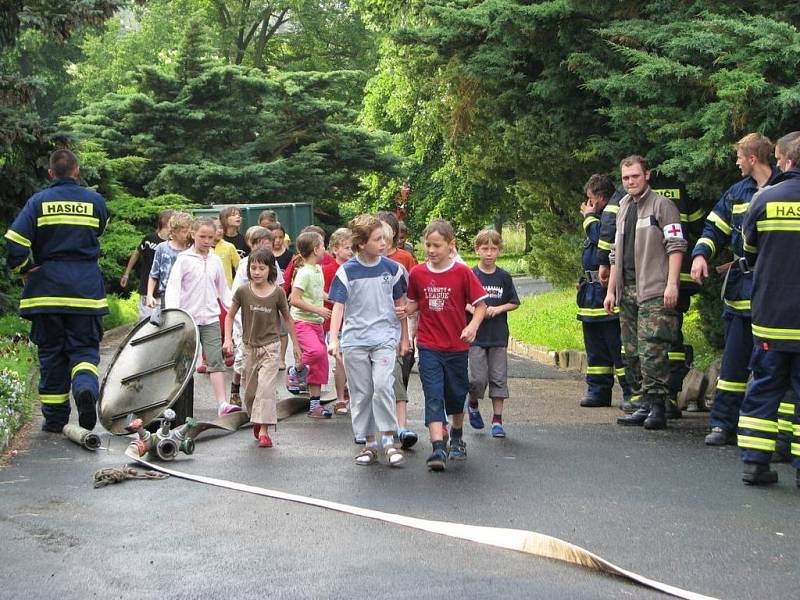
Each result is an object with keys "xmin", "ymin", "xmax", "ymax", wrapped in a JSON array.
[
  {"xmin": 598, "ymin": 175, "xmax": 703, "ymax": 416},
  {"xmin": 604, "ymin": 156, "xmax": 687, "ymax": 429}
]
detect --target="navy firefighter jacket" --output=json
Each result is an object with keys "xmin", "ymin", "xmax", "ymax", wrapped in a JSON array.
[
  {"xmin": 576, "ymin": 209, "xmax": 618, "ymax": 323},
  {"xmin": 742, "ymin": 167, "xmax": 800, "ymax": 352},
  {"xmin": 4, "ymin": 177, "xmax": 109, "ymax": 318},
  {"xmin": 691, "ymin": 167, "xmax": 780, "ymax": 318}
]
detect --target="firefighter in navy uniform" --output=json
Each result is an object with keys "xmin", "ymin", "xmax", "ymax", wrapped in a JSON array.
[
  {"xmin": 690, "ymin": 134, "xmax": 779, "ymax": 446},
  {"xmin": 3, "ymin": 150, "xmax": 109, "ymax": 433},
  {"xmin": 577, "ymin": 175, "xmax": 632, "ymax": 407},
  {"xmin": 736, "ymin": 139, "xmax": 800, "ymax": 487},
  {"xmin": 597, "ymin": 173, "xmax": 704, "ymax": 415}
]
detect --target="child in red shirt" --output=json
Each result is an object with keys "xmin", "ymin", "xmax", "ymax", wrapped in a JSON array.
[
  {"xmin": 405, "ymin": 219, "xmax": 487, "ymax": 471},
  {"xmin": 322, "ymin": 228, "xmax": 353, "ymax": 415}
]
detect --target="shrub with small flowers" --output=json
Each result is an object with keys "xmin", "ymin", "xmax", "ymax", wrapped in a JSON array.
[
  {"xmin": 0, "ymin": 367, "xmax": 30, "ymax": 452},
  {"xmin": 0, "ymin": 315, "xmax": 36, "ymax": 452}
]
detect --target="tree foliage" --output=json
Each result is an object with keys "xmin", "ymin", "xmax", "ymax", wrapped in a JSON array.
[
  {"xmin": 66, "ymin": 19, "xmax": 397, "ymax": 222},
  {"xmin": 357, "ymin": 0, "xmax": 800, "ymax": 341}
]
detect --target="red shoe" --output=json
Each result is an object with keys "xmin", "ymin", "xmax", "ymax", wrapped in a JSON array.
[
  {"xmin": 196, "ymin": 362, "xmax": 208, "ymax": 374},
  {"xmin": 258, "ymin": 434, "xmax": 273, "ymax": 448},
  {"xmin": 253, "ymin": 424, "xmax": 260, "ymax": 439}
]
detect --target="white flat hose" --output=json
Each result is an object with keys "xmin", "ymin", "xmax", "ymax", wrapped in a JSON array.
[{"xmin": 130, "ymin": 455, "xmax": 718, "ymax": 600}]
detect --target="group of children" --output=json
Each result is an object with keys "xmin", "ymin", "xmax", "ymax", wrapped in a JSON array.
[{"xmin": 125, "ymin": 207, "xmax": 520, "ymax": 470}]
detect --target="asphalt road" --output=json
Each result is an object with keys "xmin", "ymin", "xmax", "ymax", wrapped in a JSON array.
[{"xmin": 2, "ymin": 279, "xmax": 797, "ymax": 600}]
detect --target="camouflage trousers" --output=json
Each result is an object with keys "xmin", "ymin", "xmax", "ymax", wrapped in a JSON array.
[{"xmin": 619, "ymin": 285, "xmax": 679, "ymax": 399}]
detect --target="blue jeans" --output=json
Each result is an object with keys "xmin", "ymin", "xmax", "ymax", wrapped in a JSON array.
[{"xmin": 418, "ymin": 347, "xmax": 469, "ymax": 426}]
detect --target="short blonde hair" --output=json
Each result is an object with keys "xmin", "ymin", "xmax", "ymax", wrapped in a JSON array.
[
  {"xmin": 736, "ymin": 133, "xmax": 773, "ymax": 165},
  {"xmin": 348, "ymin": 214, "xmax": 383, "ymax": 252},
  {"xmin": 422, "ymin": 219, "xmax": 455, "ymax": 242},
  {"xmin": 169, "ymin": 211, "xmax": 192, "ymax": 232},
  {"xmin": 381, "ymin": 222, "xmax": 394, "ymax": 245},
  {"xmin": 474, "ymin": 229, "xmax": 503, "ymax": 250},
  {"xmin": 328, "ymin": 227, "xmax": 352, "ymax": 251},
  {"xmin": 192, "ymin": 217, "xmax": 216, "ymax": 232},
  {"xmin": 245, "ymin": 225, "xmax": 273, "ymax": 248}
]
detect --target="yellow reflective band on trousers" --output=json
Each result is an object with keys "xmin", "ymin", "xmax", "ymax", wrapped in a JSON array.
[
  {"xmin": 777, "ymin": 419, "xmax": 792, "ymax": 433},
  {"xmin": 668, "ymin": 352, "xmax": 686, "ymax": 361},
  {"xmin": 4, "ymin": 229, "xmax": 31, "ymax": 247},
  {"xmin": 40, "ymin": 393, "xmax": 69, "ymax": 405},
  {"xmin": 695, "ymin": 237, "xmax": 716, "ymax": 255},
  {"xmin": 615, "ymin": 368, "xmax": 625, "ymax": 377},
  {"xmin": 717, "ymin": 379, "xmax": 747, "ymax": 393},
  {"xmin": 708, "ymin": 211, "xmax": 732, "ymax": 235},
  {"xmin": 778, "ymin": 402, "xmax": 795, "ymax": 416},
  {"xmin": 630, "ymin": 394, "xmax": 642, "ymax": 403},
  {"xmin": 577, "ymin": 307, "xmax": 619, "ymax": 317},
  {"xmin": 20, "ymin": 296, "xmax": 108, "ymax": 310},
  {"xmin": 586, "ymin": 366, "xmax": 614, "ymax": 375},
  {"xmin": 738, "ymin": 416, "xmax": 778, "ymax": 433},
  {"xmin": 597, "ymin": 239, "xmax": 613, "ymax": 251},
  {"xmin": 679, "ymin": 273, "xmax": 694, "ymax": 283},
  {"xmin": 71, "ymin": 362, "xmax": 99, "ymax": 379},
  {"xmin": 792, "ymin": 442, "xmax": 800, "ymax": 457},
  {"xmin": 724, "ymin": 299, "xmax": 751, "ymax": 311},
  {"xmin": 737, "ymin": 435, "xmax": 776, "ymax": 452},
  {"xmin": 752, "ymin": 323, "xmax": 800, "ymax": 341},
  {"xmin": 37, "ymin": 215, "xmax": 100, "ymax": 228}
]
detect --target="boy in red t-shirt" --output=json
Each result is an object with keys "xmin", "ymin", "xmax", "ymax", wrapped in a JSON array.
[
  {"xmin": 322, "ymin": 227, "xmax": 353, "ymax": 416},
  {"xmin": 405, "ymin": 219, "xmax": 487, "ymax": 471}
]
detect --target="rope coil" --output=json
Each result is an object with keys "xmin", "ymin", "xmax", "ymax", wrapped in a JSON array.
[{"xmin": 93, "ymin": 465, "xmax": 169, "ymax": 488}]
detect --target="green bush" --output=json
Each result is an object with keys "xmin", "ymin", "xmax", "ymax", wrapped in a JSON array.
[
  {"xmin": 0, "ymin": 331, "xmax": 36, "ymax": 452},
  {"xmin": 525, "ymin": 213, "xmax": 583, "ymax": 288},
  {"xmin": 103, "ymin": 293, "xmax": 141, "ymax": 330},
  {"xmin": 0, "ymin": 367, "xmax": 33, "ymax": 452},
  {"xmin": 0, "ymin": 313, "xmax": 30, "ymax": 338}
]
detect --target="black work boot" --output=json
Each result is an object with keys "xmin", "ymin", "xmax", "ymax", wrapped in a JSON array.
[
  {"xmin": 41, "ymin": 421, "xmax": 65, "ymax": 433},
  {"xmin": 742, "ymin": 461, "xmax": 778, "ymax": 485},
  {"xmin": 76, "ymin": 390, "xmax": 98, "ymax": 430},
  {"xmin": 580, "ymin": 395, "xmax": 612, "ymax": 407},
  {"xmin": 617, "ymin": 398, "xmax": 650, "ymax": 426},
  {"xmin": 644, "ymin": 395, "xmax": 667, "ymax": 430},
  {"xmin": 705, "ymin": 427, "xmax": 736, "ymax": 446},
  {"xmin": 665, "ymin": 396, "xmax": 682, "ymax": 419}
]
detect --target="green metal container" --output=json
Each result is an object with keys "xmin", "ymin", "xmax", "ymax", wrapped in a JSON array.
[{"xmin": 192, "ymin": 202, "xmax": 314, "ymax": 240}]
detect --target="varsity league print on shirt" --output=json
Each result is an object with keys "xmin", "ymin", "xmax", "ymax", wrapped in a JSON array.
[{"xmin": 424, "ymin": 284, "xmax": 451, "ymax": 311}]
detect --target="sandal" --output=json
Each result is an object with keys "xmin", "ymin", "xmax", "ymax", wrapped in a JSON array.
[
  {"xmin": 355, "ymin": 447, "xmax": 378, "ymax": 466},
  {"xmin": 385, "ymin": 446, "xmax": 406, "ymax": 468},
  {"xmin": 334, "ymin": 400, "xmax": 349, "ymax": 415}
]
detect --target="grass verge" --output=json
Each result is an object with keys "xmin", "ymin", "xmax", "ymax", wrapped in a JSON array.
[{"xmin": 508, "ymin": 288, "xmax": 722, "ymax": 370}]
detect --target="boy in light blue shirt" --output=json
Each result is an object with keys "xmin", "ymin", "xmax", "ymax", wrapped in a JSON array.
[{"xmin": 328, "ymin": 214, "xmax": 410, "ymax": 467}]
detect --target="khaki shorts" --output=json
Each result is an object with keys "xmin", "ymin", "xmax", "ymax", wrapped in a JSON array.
[{"xmin": 198, "ymin": 323, "xmax": 226, "ymax": 372}]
